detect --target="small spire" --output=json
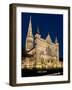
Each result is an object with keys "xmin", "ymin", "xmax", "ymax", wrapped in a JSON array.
[
  {"xmin": 55, "ymin": 37, "xmax": 58, "ymax": 43},
  {"xmin": 46, "ymin": 33, "xmax": 52, "ymax": 43},
  {"xmin": 37, "ymin": 27, "xmax": 40, "ymax": 34}
]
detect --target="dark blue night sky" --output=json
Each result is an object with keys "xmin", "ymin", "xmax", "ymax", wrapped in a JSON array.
[{"xmin": 21, "ymin": 12, "xmax": 63, "ymax": 58}]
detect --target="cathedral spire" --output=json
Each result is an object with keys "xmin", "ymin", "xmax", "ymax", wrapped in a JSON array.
[
  {"xmin": 26, "ymin": 16, "xmax": 34, "ymax": 51},
  {"xmin": 46, "ymin": 33, "xmax": 52, "ymax": 43},
  {"xmin": 27, "ymin": 16, "xmax": 33, "ymax": 37}
]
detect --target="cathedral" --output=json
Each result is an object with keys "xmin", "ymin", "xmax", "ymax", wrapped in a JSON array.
[{"xmin": 22, "ymin": 17, "xmax": 63, "ymax": 69}]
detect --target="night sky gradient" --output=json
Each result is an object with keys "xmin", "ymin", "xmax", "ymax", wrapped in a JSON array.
[{"xmin": 21, "ymin": 12, "xmax": 63, "ymax": 58}]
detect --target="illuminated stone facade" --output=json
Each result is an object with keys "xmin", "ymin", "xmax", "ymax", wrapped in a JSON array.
[{"xmin": 22, "ymin": 17, "xmax": 63, "ymax": 69}]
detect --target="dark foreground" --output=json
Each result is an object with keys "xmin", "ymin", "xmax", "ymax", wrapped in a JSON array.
[{"xmin": 22, "ymin": 68, "xmax": 63, "ymax": 77}]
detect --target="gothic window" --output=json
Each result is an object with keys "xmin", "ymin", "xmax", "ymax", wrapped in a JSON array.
[
  {"xmin": 48, "ymin": 60, "xmax": 50, "ymax": 63},
  {"xmin": 51, "ymin": 60, "xmax": 53, "ymax": 63}
]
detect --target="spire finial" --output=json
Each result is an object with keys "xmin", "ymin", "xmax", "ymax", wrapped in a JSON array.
[
  {"xmin": 30, "ymin": 16, "xmax": 31, "ymax": 22},
  {"xmin": 46, "ymin": 32, "xmax": 52, "ymax": 43}
]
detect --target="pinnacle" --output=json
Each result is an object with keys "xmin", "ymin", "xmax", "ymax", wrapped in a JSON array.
[
  {"xmin": 55, "ymin": 37, "xmax": 58, "ymax": 43},
  {"xmin": 46, "ymin": 33, "xmax": 52, "ymax": 43},
  {"xmin": 37, "ymin": 27, "xmax": 40, "ymax": 34}
]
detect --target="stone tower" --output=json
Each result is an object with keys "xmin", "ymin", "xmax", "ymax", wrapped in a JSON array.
[
  {"xmin": 26, "ymin": 17, "xmax": 34, "ymax": 51},
  {"xmin": 34, "ymin": 28, "xmax": 41, "ymax": 66},
  {"xmin": 35, "ymin": 27, "xmax": 41, "ymax": 39},
  {"xmin": 55, "ymin": 37, "xmax": 59, "ymax": 61}
]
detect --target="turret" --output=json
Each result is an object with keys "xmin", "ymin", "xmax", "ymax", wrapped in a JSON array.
[
  {"xmin": 35, "ymin": 27, "xmax": 41, "ymax": 39},
  {"xmin": 55, "ymin": 37, "xmax": 58, "ymax": 44},
  {"xmin": 55, "ymin": 37, "xmax": 59, "ymax": 61},
  {"xmin": 26, "ymin": 17, "xmax": 34, "ymax": 51},
  {"xmin": 46, "ymin": 33, "xmax": 52, "ymax": 44}
]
